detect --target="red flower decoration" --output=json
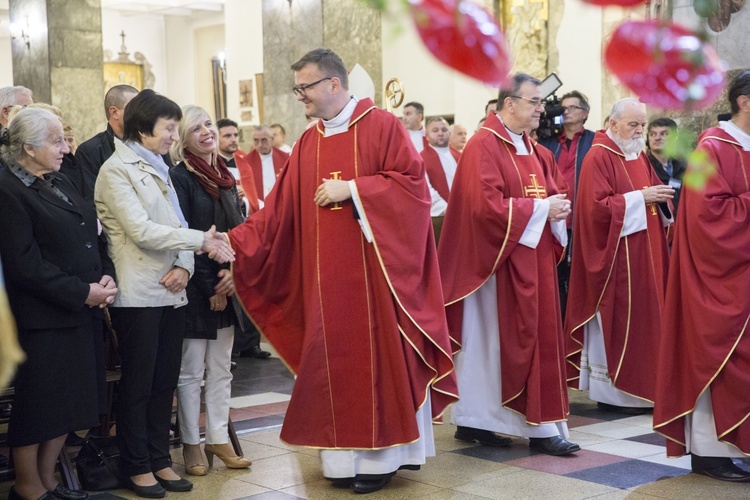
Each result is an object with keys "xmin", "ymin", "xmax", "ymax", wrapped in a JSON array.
[
  {"xmin": 410, "ymin": 0, "xmax": 512, "ymax": 86},
  {"xmin": 604, "ymin": 20, "xmax": 725, "ymax": 110}
]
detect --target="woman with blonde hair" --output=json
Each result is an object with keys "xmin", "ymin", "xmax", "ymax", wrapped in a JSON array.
[{"xmin": 170, "ymin": 105, "xmax": 251, "ymax": 476}]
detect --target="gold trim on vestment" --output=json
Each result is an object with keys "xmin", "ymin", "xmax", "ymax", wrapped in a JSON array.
[
  {"xmin": 315, "ymin": 131, "xmax": 339, "ymax": 446},
  {"xmin": 613, "ymin": 237, "xmax": 632, "ymax": 385},
  {"xmin": 654, "ymin": 313, "xmax": 750, "ymax": 441}
]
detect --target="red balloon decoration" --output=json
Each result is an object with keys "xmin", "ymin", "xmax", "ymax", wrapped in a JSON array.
[
  {"xmin": 604, "ymin": 20, "xmax": 725, "ymax": 110},
  {"xmin": 410, "ymin": 0, "xmax": 512, "ymax": 86}
]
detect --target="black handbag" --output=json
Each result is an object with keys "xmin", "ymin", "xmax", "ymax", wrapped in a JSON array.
[{"xmin": 75, "ymin": 436, "xmax": 126, "ymax": 491}]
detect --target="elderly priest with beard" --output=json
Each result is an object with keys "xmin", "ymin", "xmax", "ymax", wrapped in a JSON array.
[{"xmin": 565, "ymin": 98, "xmax": 673, "ymax": 415}]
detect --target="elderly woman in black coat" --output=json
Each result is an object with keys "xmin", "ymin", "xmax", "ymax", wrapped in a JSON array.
[
  {"xmin": 0, "ymin": 108, "xmax": 118, "ymax": 500},
  {"xmin": 170, "ymin": 105, "xmax": 251, "ymax": 476}
]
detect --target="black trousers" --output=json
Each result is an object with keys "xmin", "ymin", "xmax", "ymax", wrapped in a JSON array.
[
  {"xmin": 231, "ymin": 296, "xmax": 260, "ymax": 353},
  {"xmin": 110, "ymin": 306, "xmax": 185, "ymax": 476}
]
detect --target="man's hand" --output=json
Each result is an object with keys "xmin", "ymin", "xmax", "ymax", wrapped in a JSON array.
[
  {"xmin": 159, "ymin": 266, "xmax": 189, "ymax": 293},
  {"xmin": 547, "ymin": 194, "xmax": 571, "ymax": 222},
  {"xmin": 209, "ymin": 294, "xmax": 228, "ymax": 311},
  {"xmin": 642, "ymin": 185, "xmax": 675, "ymax": 204},
  {"xmin": 214, "ymin": 269, "xmax": 234, "ymax": 297},
  {"xmin": 86, "ymin": 282, "xmax": 118, "ymax": 308},
  {"xmin": 314, "ymin": 179, "xmax": 351, "ymax": 207},
  {"xmin": 202, "ymin": 225, "xmax": 235, "ymax": 263},
  {"xmin": 99, "ymin": 274, "xmax": 117, "ymax": 291}
]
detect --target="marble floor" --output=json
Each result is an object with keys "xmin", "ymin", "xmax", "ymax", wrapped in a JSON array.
[{"xmin": 3, "ymin": 345, "xmax": 750, "ymax": 499}]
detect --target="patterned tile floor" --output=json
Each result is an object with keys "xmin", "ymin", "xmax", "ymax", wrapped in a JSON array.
[{"xmin": 3, "ymin": 346, "xmax": 749, "ymax": 499}]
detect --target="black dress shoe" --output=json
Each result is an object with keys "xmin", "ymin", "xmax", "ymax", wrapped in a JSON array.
[
  {"xmin": 155, "ymin": 475, "xmax": 193, "ymax": 492},
  {"xmin": 455, "ymin": 426, "xmax": 512, "ymax": 447},
  {"xmin": 9, "ymin": 487, "xmax": 55, "ymax": 500},
  {"xmin": 351, "ymin": 472, "xmax": 395, "ymax": 494},
  {"xmin": 50, "ymin": 484, "xmax": 89, "ymax": 499},
  {"xmin": 596, "ymin": 402, "xmax": 648, "ymax": 415},
  {"xmin": 398, "ymin": 464, "xmax": 421, "ymax": 471},
  {"xmin": 324, "ymin": 476, "xmax": 355, "ymax": 488},
  {"xmin": 124, "ymin": 478, "xmax": 166, "ymax": 499},
  {"xmin": 245, "ymin": 346, "xmax": 271, "ymax": 358},
  {"xmin": 693, "ymin": 459, "xmax": 750, "ymax": 482},
  {"xmin": 529, "ymin": 436, "xmax": 580, "ymax": 456}
]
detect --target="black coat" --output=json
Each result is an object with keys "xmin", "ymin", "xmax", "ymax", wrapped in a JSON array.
[
  {"xmin": 170, "ymin": 162, "xmax": 243, "ymax": 339},
  {"xmin": 538, "ymin": 129, "xmax": 596, "ymax": 193},
  {"xmin": 647, "ymin": 151, "xmax": 686, "ymax": 212},
  {"xmin": 0, "ymin": 166, "xmax": 115, "ymax": 329}
]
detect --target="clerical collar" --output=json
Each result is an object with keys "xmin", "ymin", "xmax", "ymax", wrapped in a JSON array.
[
  {"xmin": 606, "ymin": 129, "xmax": 639, "ymax": 160},
  {"xmin": 498, "ymin": 116, "xmax": 529, "ymax": 155},
  {"xmin": 323, "ymin": 96, "xmax": 359, "ymax": 137},
  {"xmin": 431, "ymin": 145, "xmax": 450, "ymax": 154},
  {"xmin": 720, "ymin": 120, "xmax": 750, "ymax": 151},
  {"xmin": 260, "ymin": 151, "xmax": 272, "ymax": 159},
  {"xmin": 218, "ymin": 152, "xmax": 233, "ymax": 162}
]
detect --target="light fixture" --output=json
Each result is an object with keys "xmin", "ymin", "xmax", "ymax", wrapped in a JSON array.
[{"xmin": 9, "ymin": 17, "xmax": 31, "ymax": 48}]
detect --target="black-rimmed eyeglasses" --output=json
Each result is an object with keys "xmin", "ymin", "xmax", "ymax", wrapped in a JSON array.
[
  {"xmin": 563, "ymin": 105, "xmax": 584, "ymax": 112},
  {"xmin": 292, "ymin": 77, "xmax": 332, "ymax": 96}
]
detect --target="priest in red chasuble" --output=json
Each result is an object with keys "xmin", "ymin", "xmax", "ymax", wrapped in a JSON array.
[
  {"xmin": 439, "ymin": 73, "xmax": 579, "ymax": 456},
  {"xmin": 565, "ymin": 98, "xmax": 674, "ymax": 415},
  {"xmin": 224, "ymin": 49, "xmax": 457, "ymax": 494},
  {"xmin": 654, "ymin": 72, "xmax": 750, "ymax": 482}
]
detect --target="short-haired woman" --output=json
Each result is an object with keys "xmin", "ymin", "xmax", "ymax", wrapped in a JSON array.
[
  {"xmin": 0, "ymin": 107, "xmax": 118, "ymax": 500},
  {"xmin": 171, "ymin": 105, "xmax": 251, "ymax": 476},
  {"xmin": 95, "ymin": 90, "xmax": 234, "ymax": 498}
]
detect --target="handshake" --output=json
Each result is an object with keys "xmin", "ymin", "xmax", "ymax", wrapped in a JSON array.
[{"xmin": 201, "ymin": 225, "xmax": 236, "ymax": 264}]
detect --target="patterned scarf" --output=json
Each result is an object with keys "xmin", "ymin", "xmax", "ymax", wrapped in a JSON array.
[{"xmin": 183, "ymin": 149, "xmax": 236, "ymax": 200}]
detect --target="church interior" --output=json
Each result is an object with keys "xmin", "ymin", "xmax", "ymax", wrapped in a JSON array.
[{"xmin": 1, "ymin": 0, "xmax": 750, "ymax": 498}]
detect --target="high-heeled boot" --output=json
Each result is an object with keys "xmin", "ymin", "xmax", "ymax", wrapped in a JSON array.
[
  {"xmin": 203, "ymin": 443, "xmax": 251, "ymax": 469},
  {"xmin": 182, "ymin": 443, "xmax": 207, "ymax": 476}
]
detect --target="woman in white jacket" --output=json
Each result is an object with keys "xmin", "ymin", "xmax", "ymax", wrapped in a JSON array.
[{"xmin": 94, "ymin": 90, "xmax": 234, "ymax": 499}]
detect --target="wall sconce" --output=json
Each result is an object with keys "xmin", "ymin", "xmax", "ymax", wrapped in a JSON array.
[
  {"xmin": 218, "ymin": 51, "xmax": 227, "ymax": 81},
  {"xmin": 9, "ymin": 17, "xmax": 31, "ymax": 48}
]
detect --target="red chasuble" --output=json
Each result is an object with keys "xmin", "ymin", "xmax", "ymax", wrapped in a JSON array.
[
  {"xmin": 564, "ymin": 131, "xmax": 670, "ymax": 402},
  {"xmin": 421, "ymin": 145, "xmax": 461, "ymax": 202},
  {"xmin": 654, "ymin": 128, "xmax": 750, "ymax": 456},
  {"xmin": 438, "ymin": 113, "xmax": 569, "ymax": 424},
  {"xmin": 228, "ymin": 98, "xmax": 458, "ymax": 449},
  {"xmin": 240, "ymin": 147, "xmax": 289, "ymax": 201}
]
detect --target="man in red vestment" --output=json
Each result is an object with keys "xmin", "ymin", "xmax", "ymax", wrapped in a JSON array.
[
  {"xmin": 224, "ymin": 49, "xmax": 458, "ymax": 494},
  {"xmin": 565, "ymin": 98, "xmax": 674, "ymax": 415},
  {"xmin": 235, "ymin": 125, "xmax": 289, "ymax": 204},
  {"xmin": 421, "ymin": 116, "xmax": 460, "ymax": 243},
  {"xmin": 653, "ymin": 72, "xmax": 750, "ymax": 482},
  {"xmin": 439, "ymin": 73, "xmax": 579, "ymax": 456}
]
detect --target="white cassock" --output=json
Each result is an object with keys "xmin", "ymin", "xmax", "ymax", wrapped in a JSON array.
[
  {"xmin": 317, "ymin": 95, "xmax": 436, "ymax": 478},
  {"xmin": 682, "ymin": 120, "xmax": 750, "ymax": 458},
  {"xmin": 451, "ymin": 126, "xmax": 569, "ymax": 439},
  {"xmin": 260, "ymin": 152, "xmax": 277, "ymax": 199},
  {"xmin": 576, "ymin": 130, "xmax": 672, "ymax": 409},
  {"xmin": 426, "ymin": 145, "xmax": 458, "ymax": 217},
  {"xmin": 408, "ymin": 128, "xmax": 425, "ymax": 153}
]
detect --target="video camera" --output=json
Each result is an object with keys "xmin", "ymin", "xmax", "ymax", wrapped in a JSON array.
[{"xmin": 536, "ymin": 73, "xmax": 565, "ymax": 141}]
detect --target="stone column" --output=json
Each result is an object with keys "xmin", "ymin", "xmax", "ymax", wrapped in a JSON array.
[
  {"xmin": 262, "ymin": 0, "xmax": 382, "ymax": 143},
  {"xmin": 10, "ymin": 0, "xmax": 104, "ymax": 143}
]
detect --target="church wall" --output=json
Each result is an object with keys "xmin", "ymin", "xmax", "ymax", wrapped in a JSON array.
[
  {"xmin": 262, "ymin": 0, "xmax": 324, "ymax": 144},
  {"xmin": 224, "ymin": 0, "xmax": 263, "ymax": 152},
  {"xmin": 0, "ymin": 10, "xmax": 13, "ymax": 88},
  {"xmin": 193, "ymin": 23, "xmax": 225, "ymax": 120},
  {"xmin": 554, "ymin": 0, "xmax": 604, "ymax": 129}
]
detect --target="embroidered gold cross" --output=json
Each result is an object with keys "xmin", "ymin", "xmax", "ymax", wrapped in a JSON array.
[
  {"xmin": 644, "ymin": 186, "xmax": 657, "ymax": 215},
  {"xmin": 524, "ymin": 174, "xmax": 547, "ymax": 199},
  {"xmin": 330, "ymin": 171, "xmax": 343, "ymax": 210}
]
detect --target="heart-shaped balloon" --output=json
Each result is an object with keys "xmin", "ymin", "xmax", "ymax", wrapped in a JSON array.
[
  {"xmin": 604, "ymin": 20, "xmax": 725, "ymax": 110},
  {"xmin": 410, "ymin": 0, "xmax": 512, "ymax": 86}
]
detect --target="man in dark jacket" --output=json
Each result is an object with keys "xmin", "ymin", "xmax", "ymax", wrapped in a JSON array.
[
  {"xmin": 75, "ymin": 85, "xmax": 138, "ymax": 191},
  {"xmin": 538, "ymin": 90, "xmax": 595, "ymax": 320},
  {"xmin": 647, "ymin": 117, "xmax": 686, "ymax": 213}
]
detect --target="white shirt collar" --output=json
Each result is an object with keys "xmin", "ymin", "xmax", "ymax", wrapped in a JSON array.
[
  {"xmin": 498, "ymin": 116, "xmax": 529, "ymax": 156},
  {"xmin": 719, "ymin": 120, "xmax": 750, "ymax": 151}
]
